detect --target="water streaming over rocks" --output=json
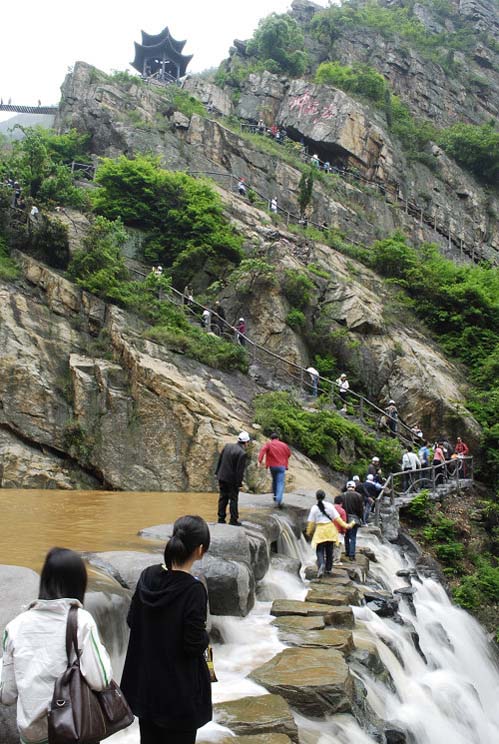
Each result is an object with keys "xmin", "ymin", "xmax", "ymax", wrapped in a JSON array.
[{"xmin": 2, "ymin": 507, "xmax": 499, "ymax": 744}]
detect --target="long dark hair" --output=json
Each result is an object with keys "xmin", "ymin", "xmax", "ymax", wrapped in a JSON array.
[
  {"xmin": 164, "ymin": 515, "xmax": 211, "ymax": 570},
  {"xmin": 316, "ymin": 489, "xmax": 327, "ymax": 516},
  {"xmin": 39, "ymin": 547, "xmax": 87, "ymax": 603}
]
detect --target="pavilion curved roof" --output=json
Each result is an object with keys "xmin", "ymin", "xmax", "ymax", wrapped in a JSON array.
[
  {"xmin": 131, "ymin": 27, "xmax": 193, "ymax": 77},
  {"xmin": 141, "ymin": 27, "xmax": 187, "ymax": 52}
]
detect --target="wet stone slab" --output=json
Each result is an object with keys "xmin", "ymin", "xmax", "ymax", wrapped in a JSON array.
[
  {"xmin": 275, "ymin": 626, "xmax": 354, "ymax": 653},
  {"xmin": 200, "ymin": 736, "xmax": 292, "ymax": 744},
  {"xmin": 270, "ymin": 599, "xmax": 354, "ymax": 628},
  {"xmin": 249, "ymin": 647, "xmax": 355, "ymax": 717},
  {"xmin": 214, "ymin": 694, "xmax": 299, "ymax": 743},
  {"xmin": 305, "ymin": 584, "xmax": 362, "ymax": 607},
  {"xmin": 271, "ymin": 615, "xmax": 326, "ymax": 632}
]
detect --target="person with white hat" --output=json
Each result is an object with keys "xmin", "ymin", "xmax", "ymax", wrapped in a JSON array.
[
  {"xmin": 215, "ymin": 431, "xmax": 251, "ymax": 526},
  {"xmin": 368, "ymin": 456, "xmax": 383, "ymax": 483},
  {"xmin": 335, "ymin": 373, "xmax": 349, "ymax": 413}
]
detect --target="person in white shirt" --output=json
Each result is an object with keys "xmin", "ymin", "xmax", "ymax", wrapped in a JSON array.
[
  {"xmin": 202, "ymin": 308, "xmax": 211, "ymax": 329},
  {"xmin": 0, "ymin": 547, "xmax": 112, "ymax": 744},
  {"xmin": 306, "ymin": 366, "xmax": 319, "ymax": 397},
  {"xmin": 336, "ymin": 373, "xmax": 350, "ymax": 412},
  {"xmin": 402, "ymin": 446, "xmax": 421, "ymax": 491}
]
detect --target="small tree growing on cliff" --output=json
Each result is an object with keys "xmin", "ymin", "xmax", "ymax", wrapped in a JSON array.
[
  {"xmin": 246, "ymin": 13, "xmax": 308, "ymax": 77},
  {"xmin": 298, "ymin": 168, "xmax": 315, "ymax": 216}
]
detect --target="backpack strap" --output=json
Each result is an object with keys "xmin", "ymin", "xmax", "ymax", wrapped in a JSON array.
[{"xmin": 65, "ymin": 605, "xmax": 80, "ymax": 666}]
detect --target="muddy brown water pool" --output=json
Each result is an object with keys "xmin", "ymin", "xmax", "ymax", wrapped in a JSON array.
[{"xmin": 0, "ymin": 489, "xmax": 223, "ymax": 570}]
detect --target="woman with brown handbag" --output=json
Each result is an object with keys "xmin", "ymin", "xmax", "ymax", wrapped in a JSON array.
[
  {"xmin": 0, "ymin": 547, "xmax": 112, "ymax": 744},
  {"xmin": 121, "ymin": 515, "xmax": 212, "ymax": 744}
]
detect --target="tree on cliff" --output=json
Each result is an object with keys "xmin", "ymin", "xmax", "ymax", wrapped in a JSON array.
[
  {"xmin": 92, "ymin": 155, "xmax": 243, "ymax": 285},
  {"xmin": 246, "ymin": 13, "xmax": 308, "ymax": 77}
]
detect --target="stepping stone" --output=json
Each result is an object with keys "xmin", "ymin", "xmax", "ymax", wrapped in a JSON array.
[
  {"xmin": 270, "ymin": 599, "xmax": 354, "ymax": 628},
  {"xmin": 275, "ymin": 625, "xmax": 354, "ymax": 653},
  {"xmin": 200, "ymin": 736, "xmax": 292, "ymax": 744},
  {"xmin": 305, "ymin": 585, "xmax": 361, "ymax": 607},
  {"xmin": 271, "ymin": 615, "xmax": 326, "ymax": 632},
  {"xmin": 249, "ymin": 647, "xmax": 355, "ymax": 718},
  {"xmin": 309, "ymin": 574, "xmax": 352, "ymax": 587},
  {"xmin": 214, "ymin": 694, "xmax": 298, "ymax": 743}
]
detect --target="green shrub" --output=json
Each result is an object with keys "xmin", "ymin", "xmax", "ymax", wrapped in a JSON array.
[
  {"xmin": 286, "ymin": 308, "xmax": 306, "ymax": 330},
  {"xmin": 316, "ymin": 61, "xmax": 387, "ymax": 102},
  {"xmin": 298, "ymin": 169, "xmax": 315, "ymax": 214},
  {"xmin": 311, "ymin": 1, "xmax": 476, "ymax": 63},
  {"xmin": 69, "ymin": 217, "xmax": 247, "ymax": 373},
  {"xmin": 282, "ymin": 269, "xmax": 315, "ymax": 309},
  {"xmin": 168, "ymin": 88, "xmax": 206, "ymax": 118},
  {"xmin": 92, "ymin": 155, "xmax": 243, "ymax": 284},
  {"xmin": 0, "ymin": 237, "xmax": 20, "ymax": 281},
  {"xmin": 453, "ymin": 558, "xmax": 499, "ymax": 610},
  {"xmin": 246, "ymin": 13, "xmax": 308, "ymax": 76},
  {"xmin": 437, "ymin": 121, "xmax": 499, "ymax": 185},
  {"xmin": 69, "ymin": 216, "xmax": 129, "ymax": 297},
  {"xmin": 22, "ymin": 215, "xmax": 70, "ymax": 270},
  {"xmin": 369, "ymin": 230, "xmax": 419, "ymax": 279},
  {"xmin": 254, "ymin": 391, "xmax": 401, "ymax": 472},
  {"xmin": 405, "ymin": 489, "xmax": 432, "ymax": 520},
  {"xmin": 228, "ymin": 258, "xmax": 276, "ymax": 295},
  {"xmin": 145, "ymin": 325, "xmax": 248, "ymax": 373},
  {"xmin": 62, "ymin": 421, "xmax": 94, "ymax": 463}
]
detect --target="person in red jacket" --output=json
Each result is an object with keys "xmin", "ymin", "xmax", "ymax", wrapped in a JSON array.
[
  {"xmin": 454, "ymin": 436, "xmax": 470, "ymax": 477},
  {"xmin": 257, "ymin": 432, "xmax": 291, "ymax": 508},
  {"xmin": 454, "ymin": 437, "xmax": 469, "ymax": 456}
]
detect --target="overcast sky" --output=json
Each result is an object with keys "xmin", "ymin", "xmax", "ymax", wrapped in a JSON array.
[{"xmin": 0, "ymin": 0, "xmax": 328, "ymax": 123}]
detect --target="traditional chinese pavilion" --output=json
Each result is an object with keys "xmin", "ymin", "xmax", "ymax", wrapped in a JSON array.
[{"xmin": 131, "ymin": 27, "xmax": 192, "ymax": 82}]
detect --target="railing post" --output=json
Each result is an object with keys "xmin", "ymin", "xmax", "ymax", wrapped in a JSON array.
[
  {"xmin": 359, "ymin": 397, "xmax": 364, "ymax": 421},
  {"xmin": 432, "ymin": 464, "xmax": 436, "ymax": 496}
]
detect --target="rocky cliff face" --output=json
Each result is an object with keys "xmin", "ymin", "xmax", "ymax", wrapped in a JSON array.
[
  {"xmin": 58, "ymin": 59, "xmax": 498, "ymax": 265},
  {"xmin": 0, "ymin": 198, "xmax": 481, "ymax": 490},
  {"xmin": 0, "ymin": 254, "xmax": 334, "ymax": 491}
]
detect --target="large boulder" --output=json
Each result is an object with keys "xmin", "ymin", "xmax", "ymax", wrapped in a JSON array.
[
  {"xmin": 141, "ymin": 521, "xmax": 274, "ymax": 583},
  {"xmin": 85, "ymin": 550, "xmax": 161, "ymax": 591},
  {"xmin": 269, "ymin": 554, "xmax": 301, "ymax": 576},
  {"xmin": 85, "ymin": 580, "xmax": 132, "ymax": 679},
  {"xmin": 249, "ymin": 647, "xmax": 356, "ymax": 717},
  {"xmin": 0, "ymin": 565, "xmax": 39, "ymax": 640},
  {"xmin": 214, "ymin": 694, "xmax": 299, "ymax": 743},
  {"xmin": 279, "ymin": 80, "xmax": 394, "ymax": 181},
  {"xmin": 192, "ymin": 554, "xmax": 255, "ymax": 617}
]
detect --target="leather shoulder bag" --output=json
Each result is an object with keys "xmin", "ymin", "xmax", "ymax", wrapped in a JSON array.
[{"xmin": 48, "ymin": 605, "xmax": 134, "ymax": 744}]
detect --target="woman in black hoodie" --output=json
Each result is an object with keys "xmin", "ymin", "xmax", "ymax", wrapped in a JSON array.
[{"xmin": 121, "ymin": 515, "xmax": 212, "ymax": 744}]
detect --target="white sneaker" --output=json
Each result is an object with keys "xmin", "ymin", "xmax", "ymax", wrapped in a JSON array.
[{"xmin": 317, "ymin": 566, "xmax": 325, "ymax": 578}]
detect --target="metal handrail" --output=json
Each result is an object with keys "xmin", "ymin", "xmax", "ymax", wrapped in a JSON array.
[
  {"xmin": 128, "ymin": 265, "xmax": 418, "ymax": 443},
  {"xmin": 374, "ymin": 456, "xmax": 474, "ymax": 524}
]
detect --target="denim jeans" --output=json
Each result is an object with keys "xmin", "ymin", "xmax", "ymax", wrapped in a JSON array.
[
  {"xmin": 345, "ymin": 524, "xmax": 359, "ymax": 558},
  {"xmin": 316, "ymin": 541, "xmax": 334, "ymax": 572},
  {"xmin": 363, "ymin": 500, "xmax": 373, "ymax": 525},
  {"xmin": 270, "ymin": 465, "xmax": 286, "ymax": 504}
]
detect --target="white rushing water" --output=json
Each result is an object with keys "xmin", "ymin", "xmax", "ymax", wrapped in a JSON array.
[{"xmin": 109, "ymin": 523, "xmax": 499, "ymax": 744}]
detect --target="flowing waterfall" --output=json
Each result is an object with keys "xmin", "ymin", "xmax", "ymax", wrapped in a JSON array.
[{"xmin": 108, "ymin": 526, "xmax": 499, "ymax": 744}]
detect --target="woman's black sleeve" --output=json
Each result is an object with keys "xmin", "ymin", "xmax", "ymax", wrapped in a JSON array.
[{"xmin": 183, "ymin": 583, "xmax": 210, "ymax": 656}]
